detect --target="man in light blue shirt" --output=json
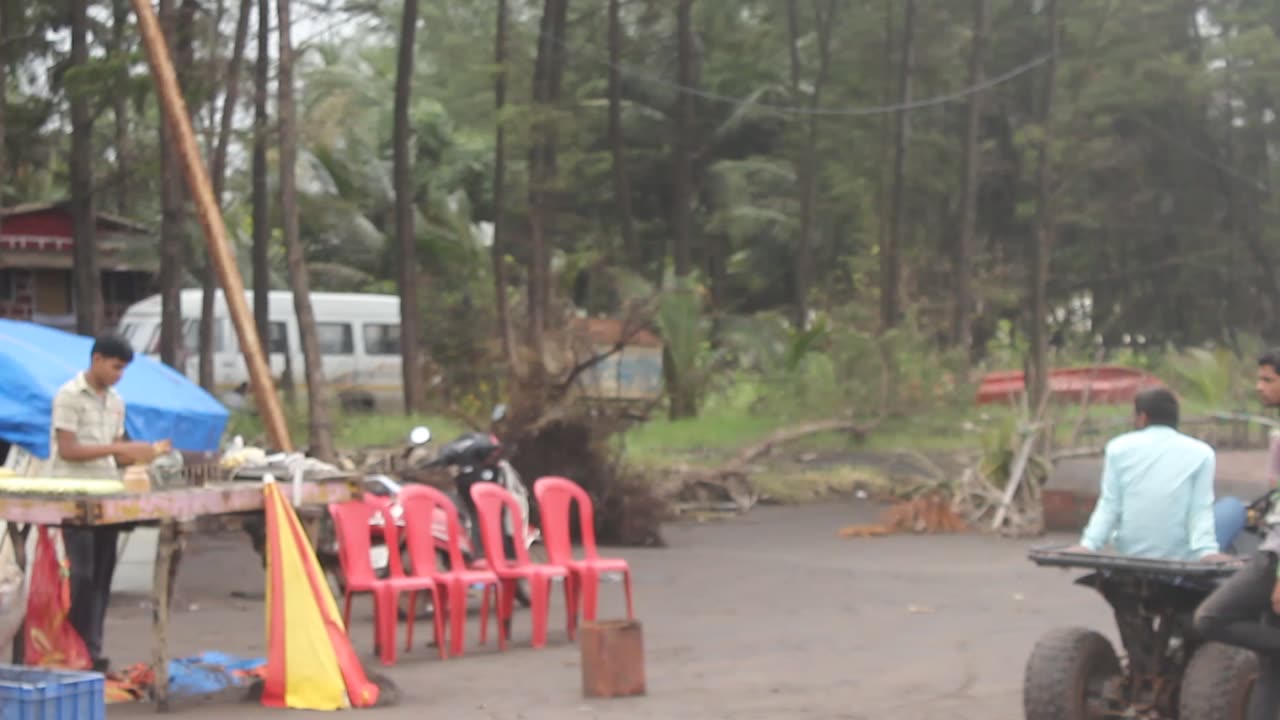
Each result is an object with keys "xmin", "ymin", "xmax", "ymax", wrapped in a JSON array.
[{"xmin": 1073, "ymin": 388, "xmax": 1242, "ymax": 562}]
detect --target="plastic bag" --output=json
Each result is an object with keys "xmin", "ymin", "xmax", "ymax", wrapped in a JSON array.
[{"xmin": 24, "ymin": 526, "xmax": 90, "ymax": 669}]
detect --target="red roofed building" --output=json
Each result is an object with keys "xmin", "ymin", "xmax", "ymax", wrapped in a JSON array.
[{"xmin": 0, "ymin": 201, "xmax": 156, "ymax": 331}]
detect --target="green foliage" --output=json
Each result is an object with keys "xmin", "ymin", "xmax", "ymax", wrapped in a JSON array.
[
  {"xmin": 653, "ymin": 273, "xmax": 716, "ymax": 418},
  {"xmin": 224, "ymin": 407, "xmax": 468, "ymax": 451}
]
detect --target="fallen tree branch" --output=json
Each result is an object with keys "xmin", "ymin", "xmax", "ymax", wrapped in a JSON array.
[
  {"xmin": 718, "ymin": 417, "xmax": 879, "ymax": 477},
  {"xmin": 664, "ymin": 335, "xmax": 893, "ymax": 511},
  {"xmin": 1051, "ymin": 446, "xmax": 1103, "ymax": 461}
]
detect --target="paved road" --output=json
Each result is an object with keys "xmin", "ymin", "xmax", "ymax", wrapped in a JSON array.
[{"xmin": 105, "ymin": 499, "xmax": 1121, "ymax": 720}]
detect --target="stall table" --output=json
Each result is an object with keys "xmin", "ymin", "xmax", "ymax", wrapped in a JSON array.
[{"xmin": 0, "ymin": 477, "xmax": 358, "ymax": 711}]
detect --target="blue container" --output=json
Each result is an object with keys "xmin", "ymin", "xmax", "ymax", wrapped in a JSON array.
[{"xmin": 0, "ymin": 665, "xmax": 104, "ymax": 720}]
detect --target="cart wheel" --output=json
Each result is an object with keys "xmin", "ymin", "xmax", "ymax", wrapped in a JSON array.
[
  {"xmin": 1179, "ymin": 642, "xmax": 1257, "ymax": 720},
  {"xmin": 1024, "ymin": 627, "xmax": 1122, "ymax": 720}
]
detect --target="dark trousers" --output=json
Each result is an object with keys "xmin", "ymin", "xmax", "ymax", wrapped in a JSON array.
[
  {"xmin": 62, "ymin": 527, "xmax": 119, "ymax": 662},
  {"xmin": 1194, "ymin": 550, "xmax": 1280, "ymax": 720}
]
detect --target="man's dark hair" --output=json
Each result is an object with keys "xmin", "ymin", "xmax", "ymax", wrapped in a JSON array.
[
  {"xmin": 1260, "ymin": 349, "xmax": 1280, "ymax": 374},
  {"xmin": 91, "ymin": 333, "xmax": 134, "ymax": 363},
  {"xmin": 1135, "ymin": 387, "xmax": 1179, "ymax": 428}
]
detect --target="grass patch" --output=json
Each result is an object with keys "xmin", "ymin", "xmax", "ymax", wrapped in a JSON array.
[
  {"xmin": 223, "ymin": 406, "xmax": 469, "ymax": 452},
  {"xmin": 616, "ymin": 396, "xmax": 1211, "ymax": 472},
  {"xmin": 620, "ymin": 411, "xmax": 785, "ymax": 466}
]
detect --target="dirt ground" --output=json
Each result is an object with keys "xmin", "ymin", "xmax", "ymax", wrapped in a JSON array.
[{"xmin": 97, "ymin": 498, "xmax": 1123, "ymax": 720}]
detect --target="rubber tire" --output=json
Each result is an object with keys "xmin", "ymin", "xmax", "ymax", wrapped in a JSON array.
[
  {"xmin": 1024, "ymin": 627, "xmax": 1122, "ymax": 720},
  {"xmin": 1178, "ymin": 642, "xmax": 1258, "ymax": 720}
]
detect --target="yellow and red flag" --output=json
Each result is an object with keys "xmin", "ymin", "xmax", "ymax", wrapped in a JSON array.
[{"xmin": 261, "ymin": 477, "xmax": 379, "ymax": 710}]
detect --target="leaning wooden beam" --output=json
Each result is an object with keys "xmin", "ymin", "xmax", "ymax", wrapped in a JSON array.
[
  {"xmin": 130, "ymin": 0, "xmax": 293, "ymax": 453},
  {"xmin": 990, "ymin": 426, "xmax": 1039, "ymax": 532}
]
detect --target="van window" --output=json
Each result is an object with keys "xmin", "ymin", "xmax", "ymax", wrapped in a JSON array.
[
  {"xmin": 268, "ymin": 322, "xmax": 289, "ymax": 354},
  {"xmin": 0, "ymin": 269, "xmax": 14, "ymax": 301},
  {"xmin": 362, "ymin": 323, "xmax": 400, "ymax": 356},
  {"xmin": 181, "ymin": 318, "xmax": 224, "ymax": 353},
  {"xmin": 316, "ymin": 322, "xmax": 354, "ymax": 355}
]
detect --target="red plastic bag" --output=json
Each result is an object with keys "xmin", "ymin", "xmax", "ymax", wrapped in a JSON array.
[{"xmin": 24, "ymin": 526, "xmax": 91, "ymax": 670}]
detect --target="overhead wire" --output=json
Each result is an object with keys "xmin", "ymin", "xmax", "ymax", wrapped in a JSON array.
[
  {"xmin": 538, "ymin": 26, "xmax": 1056, "ymax": 117},
  {"xmin": 243, "ymin": 4, "xmax": 1273, "ymax": 198}
]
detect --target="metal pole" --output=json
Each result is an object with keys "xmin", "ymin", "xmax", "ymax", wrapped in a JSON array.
[{"xmin": 131, "ymin": 0, "xmax": 294, "ymax": 453}]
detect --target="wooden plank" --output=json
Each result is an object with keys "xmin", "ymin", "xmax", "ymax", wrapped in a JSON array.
[
  {"xmin": 85, "ymin": 482, "xmax": 355, "ymax": 525},
  {"xmin": 0, "ymin": 480, "xmax": 357, "ymax": 527},
  {"xmin": 0, "ymin": 495, "xmax": 83, "ymax": 525}
]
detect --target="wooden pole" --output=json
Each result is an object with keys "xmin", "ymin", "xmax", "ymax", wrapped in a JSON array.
[{"xmin": 130, "ymin": 0, "xmax": 293, "ymax": 453}]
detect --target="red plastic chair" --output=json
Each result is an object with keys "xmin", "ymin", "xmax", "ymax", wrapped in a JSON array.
[
  {"xmin": 399, "ymin": 485, "xmax": 503, "ymax": 655},
  {"xmin": 469, "ymin": 483, "xmax": 575, "ymax": 648},
  {"xmin": 327, "ymin": 501, "xmax": 444, "ymax": 666},
  {"xmin": 533, "ymin": 477, "xmax": 635, "ymax": 622}
]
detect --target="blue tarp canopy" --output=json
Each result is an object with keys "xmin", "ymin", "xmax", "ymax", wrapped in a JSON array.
[{"xmin": 0, "ymin": 319, "xmax": 229, "ymax": 459}]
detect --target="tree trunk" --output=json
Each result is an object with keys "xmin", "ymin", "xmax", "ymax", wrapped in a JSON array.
[
  {"xmin": 607, "ymin": 0, "xmax": 638, "ymax": 269},
  {"xmin": 671, "ymin": 0, "xmax": 694, "ymax": 278},
  {"xmin": 953, "ymin": 0, "xmax": 987, "ymax": 364},
  {"xmin": 526, "ymin": 0, "xmax": 553, "ymax": 348},
  {"xmin": 111, "ymin": 0, "xmax": 132, "ymax": 215},
  {"xmin": 882, "ymin": 0, "xmax": 915, "ymax": 331},
  {"xmin": 788, "ymin": 0, "xmax": 836, "ymax": 329},
  {"xmin": 70, "ymin": 0, "xmax": 102, "ymax": 336},
  {"xmin": 157, "ymin": 0, "xmax": 191, "ymax": 369},
  {"xmin": 526, "ymin": 0, "xmax": 568, "ymax": 349},
  {"xmin": 200, "ymin": 0, "xmax": 252, "ymax": 392},
  {"xmin": 1027, "ymin": 0, "xmax": 1059, "ymax": 410},
  {"xmin": 253, "ymin": 0, "xmax": 280, "ymax": 393},
  {"xmin": 492, "ymin": 0, "xmax": 516, "ymax": 366},
  {"xmin": 278, "ymin": 0, "xmax": 336, "ymax": 460},
  {"xmin": 872, "ymin": 0, "xmax": 895, "ymax": 309},
  {"xmin": 393, "ymin": 0, "xmax": 425, "ymax": 414}
]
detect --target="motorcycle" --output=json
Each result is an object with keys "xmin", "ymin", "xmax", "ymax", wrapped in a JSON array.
[
  {"xmin": 320, "ymin": 404, "xmax": 541, "ymax": 611},
  {"xmin": 413, "ymin": 404, "xmax": 545, "ymax": 582}
]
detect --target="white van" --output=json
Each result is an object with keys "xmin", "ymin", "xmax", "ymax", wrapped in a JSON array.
[{"xmin": 116, "ymin": 289, "xmax": 405, "ymax": 412}]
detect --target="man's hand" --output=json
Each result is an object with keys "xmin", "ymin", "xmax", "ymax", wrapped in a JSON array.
[
  {"xmin": 1064, "ymin": 544, "xmax": 1092, "ymax": 553},
  {"xmin": 1271, "ymin": 581, "xmax": 1280, "ymax": 615},
  {"xmin": 116, "ymin": 441, "xmax": 161, "ymax": 466}
]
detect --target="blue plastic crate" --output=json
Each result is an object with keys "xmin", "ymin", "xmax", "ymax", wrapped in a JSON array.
[{"xmin": 0, "ymin": 665, "xmax": 104, "ymax": 720}]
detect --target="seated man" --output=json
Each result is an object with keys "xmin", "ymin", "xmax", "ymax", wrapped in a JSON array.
[{"xmin": 1071, "ymin": 388, "xmax": 1243, "ymax": 562}]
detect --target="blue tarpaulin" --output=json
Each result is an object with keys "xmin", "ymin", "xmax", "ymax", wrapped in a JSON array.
[
  {"xmin": 0, "ymin": 319, "xmax": 229, "ymax": 459},
  {"xmin": 167, "ymin": 652, "xmax": 266, "ymax": 696}
]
